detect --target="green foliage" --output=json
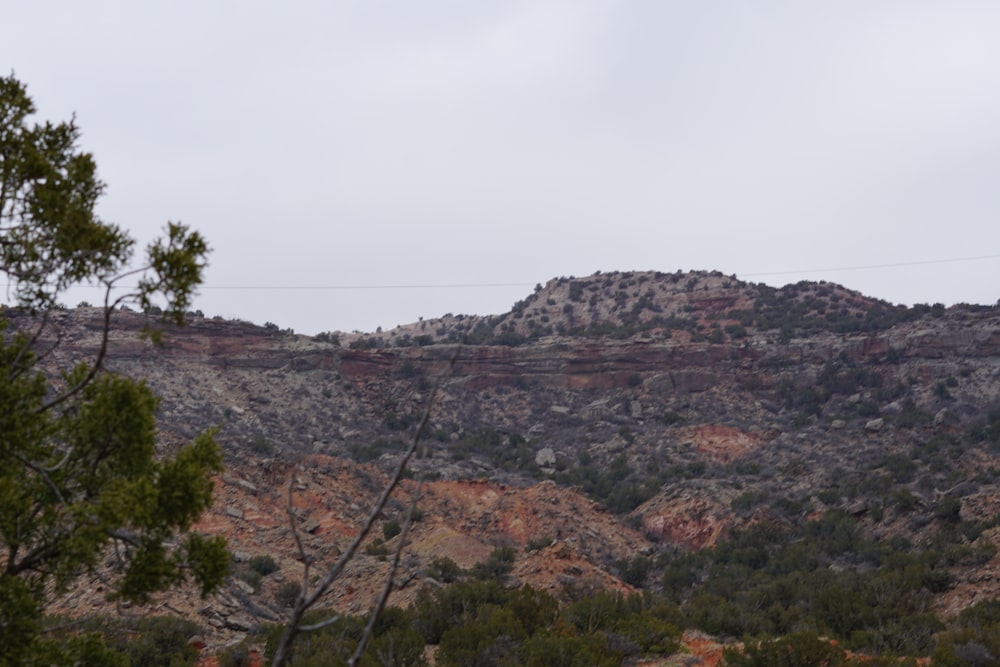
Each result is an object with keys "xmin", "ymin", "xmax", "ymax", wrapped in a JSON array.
[
  {"xmin": 437, "ymin": 605, "xmax": 526, "ymax": 666},
  {"xmin": 348, "ymin": 437, "xmax": 405, "ymax": 462},
  {"xmin": 382, "ymin": 519, "xmax": 402, "ymax": 541},
  {"xmin": 731, "ymin": 490, "xmax": 767, "ymax": 514},
  {"xmin": 217, "ymin": 640, "xmax": 262, "ymax": 667},
  {"xmin": 882, "ymin": 453, "xmax": 918, "ymax": 484},
  {"xmin": 664, "ymin": 513, "xmax": 951, "ymax": 656},
  {"xmin": 312, "ymin": 331, "xmax": 340, "ymax": 345},
  {"xmin": 659, "ymin": 410, "xmax": 685, "ymax": 425},
  {"xmin": 425, "ymin": 556, "xmax": 463, "ymax": 583},
  {"xmin": 37, "ymin": 615, "xmax": 203, "ymax": 667},
  {"xmin": 750, "ymin": 282, "xmax": 928, "ymax": 338},
  {"xmin": 554, "ymin": 451, "xmax": 666, "ymax": 514},
  {"xmin": 934, "ymin": 495, "xmax": 963, "ymax": 524},
  {"xmin": 724, "ymin": 323, "xmax": 748, "ymax": 339},
  {"xmin": 412, "ymin": 579, "xmax": 509, "ymax": 644},
  {"xmin": 0, "ymin": 77, "xmax": 130, "ymax": 312},
  {"xmin": 255, "ymin": 579, "xmax": 671, "ymax": 665},
  {"xmin": 274, "ymin": 581, "xmax": 302, "ymax": 608},
  {"xmin": 247, "ymin": 435, "xmax": 277, "ymax": 456},
  {"xmin": 364, "ymin": 538, "xmax": 389, "ymax": 558},
  {"xmin": 958, "ymin": 599, "xmax": 1000, "ymax": 628},
  {"xmin": 775, "ymin": 355, "xmax": 903, "ymax": 421},
  {"xmin": 111, "ymin": 616, "xmax": 204, "ymax": 667},
  {"xmin": 249, "ymin": 554, "xmax": 280, "ymax": 576},
  {"xmin": 235, "ymin": 553, "xmax": 279, "ymax": 592},
  {"xmin": 614, "ymin": 610, "xmax": 682, "ymax": 655},
  {"xmin": 0, "ymin": 74, "xmax": 223, "ymax": 662},
  {"xmin": 0, "ymin": 576, "xmax": 42, "ymax": 662},
  {"xmin": 348, "ymin": 336, "xmax": 384, "ymax": 350},
  {"xmin": 262, "ymin": 609, "xmax": 427, "ymax": 667},
  {"xmin": 931, "ymin": 598, "xmax": 1000, "ymax": 665},
  {"xmin": 564, "ymin": 590, "xmax": 640, "ymax": 633},
  {"xmin": 413, "ymin": 581, "xmax": 676, "ymax": 666},
  {"xmin": 0, "ymin": 344, "xmax": 228, "ymax": 619},
  {"xmin": 722, "ymin": 632, "xmax": 846, "ymax": 666},
  {"xmin": 183, "ymin": 533, "xmax": 230, "ymax": 596},
  {"xmin": 26, "ymin": 632, "xmax": 129, "ymax": 667},
  {"xmin": 234, "ymin": 568, "xmax": 264, "ymax": 593},
  {"xmin": 471, "ymin": 546, "xmax": 517, "ymax": 580},
  {"xmin": 448, "ymin": 427, "xmax": 536, "ymax": 473},
  {"xmin": 518, "ymin": 633, "xmax": 622, "ymax": 667},
  {"xmin": 617, "ymin": 555, "xmax": 653, "ymax": 588},
  {"xmin": 970, "ymin": 405, "xmax": 1000, "ymax": 448},
  {"xmin": 526, "ymin": 535, "xmax": 555, "ymax": 551}
]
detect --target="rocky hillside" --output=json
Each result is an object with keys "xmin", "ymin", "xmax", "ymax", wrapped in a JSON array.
[{"xmin": 27, "ymin": 270, "xmax": 1000, "ymax": 658}]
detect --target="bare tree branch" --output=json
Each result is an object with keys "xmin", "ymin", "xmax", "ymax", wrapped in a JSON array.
[
  {"xmin": 297, "ymin": 613, "xmax": 344, "ymax": 634},
  {"xmin": 286, "ymin": 474, "xmax": 311, "ymax": 569},
  {"xmin": 35, "ymin": 269, "xmax": 143, "ymax": 413},
  {"xmin": 270, "ymin": 347, "xmax": 459, "ymax": 667},
  {"xmin": 7, "ymin": 309, "xmax": 52, "ymax": 382},
  {"xmin": 347, "ymin": 393, "xmax": 438, "ymax": 667}
]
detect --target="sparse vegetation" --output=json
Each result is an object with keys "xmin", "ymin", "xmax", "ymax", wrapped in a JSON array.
[{"xmin": 11, "ymin": 262, "xmax": 1000, "ymax": 664}]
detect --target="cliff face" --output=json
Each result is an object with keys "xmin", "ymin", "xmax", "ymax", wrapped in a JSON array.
[
  {"xmin": 33, "ymin": 273, "xmax": 1000, "ymax": 520},
  {"xmin": 22, "ymin": 270, "xmax": 1000, "ymax": 649}
]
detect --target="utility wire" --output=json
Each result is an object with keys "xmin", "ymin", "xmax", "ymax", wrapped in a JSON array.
[
  {"xmin": 199, "ymin": 282, "xmax": 535, "ymax": 290},
  {"xmin": 2, "ymin": 253, "xmax": 997, "ymax": 292},
  {"xmin": 198, "ymin": 252, "xmax": 1000, "ymax": 289},
  {"xmin": 738, "ymin": 253, "xmax": 1000, "ymax": 278}
]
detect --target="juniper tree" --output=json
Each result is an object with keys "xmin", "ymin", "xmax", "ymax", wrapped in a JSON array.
[{"xmin": 0, "ymin": 73, "xmax": 227, "ymax": 662}]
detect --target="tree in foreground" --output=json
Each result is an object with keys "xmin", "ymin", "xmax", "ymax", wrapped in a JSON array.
[{"xmin": 0, "ymin": 73, "xmax": 227, "ymax": 662}]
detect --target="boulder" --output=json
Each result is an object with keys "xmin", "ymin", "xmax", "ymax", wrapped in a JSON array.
[
  {"xmin": 535, "ymin": 447, "xmax": 557, "ymax": 467},
  {"xmin": 865, "ymin": 418, "xmax": 885, "ymax": 432}
]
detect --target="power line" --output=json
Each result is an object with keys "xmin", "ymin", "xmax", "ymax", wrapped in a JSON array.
[
  {"xmin": 199, "ymin": 253, "xmax": 1000, "ymax": 289},
  {"xmin": 199, "ymin": 282, "xmax": 536, "ymax": 291},
  {"xmin": 2, "ymin": 253, "xmax": 997, "ymax": 292},
  {"xmin": 0, "ymin": 281, "xmax": 536, "ymax": 292},
  {"xmin": 738, "ymin": 253, "xmax": 1000, "ymax": 278}
]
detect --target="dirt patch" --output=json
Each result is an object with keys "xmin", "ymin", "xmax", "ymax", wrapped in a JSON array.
[{"xmin": 678, "ymin": 424, "xmax": 765, "ymax": 463}]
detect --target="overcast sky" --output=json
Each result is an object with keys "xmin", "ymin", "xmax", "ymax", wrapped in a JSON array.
[{"xmin": 5, "ymin": 1, "xmax": 1000, "ymax": 334}]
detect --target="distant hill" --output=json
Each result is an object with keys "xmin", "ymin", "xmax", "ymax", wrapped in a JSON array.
[{"xmin": 26, "ymin": 269, "xmax": 1000, "ymax": 660}]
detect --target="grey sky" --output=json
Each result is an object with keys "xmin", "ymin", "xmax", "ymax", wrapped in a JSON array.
[{"xmin": 5, "ymin": 1, "xmax": 1000, "ymax": 334}]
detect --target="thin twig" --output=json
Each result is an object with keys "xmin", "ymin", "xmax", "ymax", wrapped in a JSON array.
[
  {"xmin": 285, "ymin": 469, "xmax": 313, "ymax": 621},
  {"xmin": 36, "ymin": 264, "xmax": 154, "ymax": 413},
  {"xmin": 8, "ymin": 309, "xmax": 51, "ymax": 381},
  {"xmin": 297, "ymin": 613, "xmax": 343, "ymax": 633},
  {"xmin": 347, "ymin": 384, "xmax": 441, "ymax": 666},
  {"xmin": 270, "ymin": 346, "xmax": 459, "ymax": 667},
  {"xmin": 286, "ymin": 474, "xmax": 310, "ymax": 567}
]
